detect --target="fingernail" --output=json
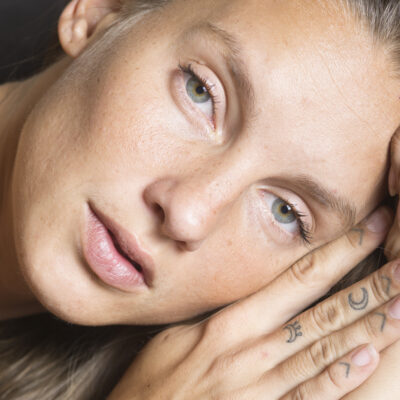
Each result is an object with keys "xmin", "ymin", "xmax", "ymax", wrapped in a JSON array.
[
  {"xmin": 389, "ymin": 168, "xmax": 396, "ymax": 197},
  {"xmin": 365, "ymin": 208, "xmax": 390, "ymax": 233},
  {"xmin": 351, "ymin": 344, "xmax": 376, "ymax": 367},
  {"xmin": 389, "ymin": 296, "xmax": 400, "ymax": 319}
]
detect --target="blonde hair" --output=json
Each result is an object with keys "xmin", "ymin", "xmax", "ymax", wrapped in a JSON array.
[{"xmin": 0, "ymin": 1, "xmax": 399, "ymax": 399}]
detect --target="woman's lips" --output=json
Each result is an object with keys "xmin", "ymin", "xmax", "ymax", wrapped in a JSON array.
[{"xmin": 82, "ymin": 203, "xmax": 154, "ymax": 292}]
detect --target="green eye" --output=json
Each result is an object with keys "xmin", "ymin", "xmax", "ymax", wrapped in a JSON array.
[
  {"xmin": 271, "ymin": 198, "xmax": 296, "ymax": 224},
  {"xmin": 186, "ymin": 76, "xmax": 211, "ymax": 104}
]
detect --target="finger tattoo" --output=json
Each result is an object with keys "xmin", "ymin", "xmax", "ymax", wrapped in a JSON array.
[
  {"xmin": 339, "ymin": 362, "xmax": 351, "ymax": 378},
  {"xmin": 374, "ymin": 312, "xmax": 387, "ymax": 332},
  {"xmin": 284, "ymin": 321, "xmax": 303, "ymax": 343},
  {"xmin": 351, "ymin": 228, "xmax": 364, "ymax": 246},
  {"xmin": 348, "ymin": 288, "xmax": 369, "ymax": 311},
  {"xmin": 381, "ymin": 275, "xmax": 391, "ymax": 296}
]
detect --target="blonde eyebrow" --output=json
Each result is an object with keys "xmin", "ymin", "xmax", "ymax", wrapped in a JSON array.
[{"xmin": 283, "ymin": 174, "xmax": 357, "ymax": 229}]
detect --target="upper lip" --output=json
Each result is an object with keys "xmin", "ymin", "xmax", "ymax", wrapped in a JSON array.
[{"xmin": 88, "ymin": 202, "xmax": 155, "ymax": 287}]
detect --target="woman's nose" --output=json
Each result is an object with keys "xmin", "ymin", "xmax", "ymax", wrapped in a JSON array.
[{"xmin": 143, "ymin": 161, "xmax": 247, "ymax": 251}]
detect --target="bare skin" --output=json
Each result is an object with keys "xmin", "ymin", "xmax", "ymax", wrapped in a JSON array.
[
  {"xmin": 1, "ymin": 0, "xmax": 399, "ymax": 325},
  {"xmin": 2, "ymin": 0, "xmax": 400, "ymax": 398}
]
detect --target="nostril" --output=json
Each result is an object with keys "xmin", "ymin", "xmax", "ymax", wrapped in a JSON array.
[
  {"xmin": 177, "ymin": 241, "xmax": 187, "ymax": 251},
  {"xmin": 153, "ymin": 203, "xmax": 165, "ymax": 223}
]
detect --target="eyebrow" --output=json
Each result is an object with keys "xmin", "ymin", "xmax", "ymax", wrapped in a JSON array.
[
  {"xmin": 179, "ymin": 24, "xmax": 357, "ymax": 230},
  {"xmin": 178, "ymin": 22, "xmax": 257, "ymax": 124},
  {"xmin": 284, "ymin": 175, "xmax": 357, "ymax": 229}
]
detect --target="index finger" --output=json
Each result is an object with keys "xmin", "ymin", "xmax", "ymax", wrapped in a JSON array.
[{"xmin": 207, "ymin": 206, "xmax": 392, "ymax": 348}]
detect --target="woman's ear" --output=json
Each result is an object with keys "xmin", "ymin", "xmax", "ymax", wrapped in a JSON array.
[{"xmin": 58, "ymin": 0, "xmax": 122, "ymax": 58}]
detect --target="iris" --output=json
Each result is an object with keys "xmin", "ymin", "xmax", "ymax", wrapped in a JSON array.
[
  {"xmin": 186, "ymin": 76, "xmax": 211, "ymax": 103},
  {"xmin": 271, "ymin": 198, "xmax": 296, "ymax": 224}
]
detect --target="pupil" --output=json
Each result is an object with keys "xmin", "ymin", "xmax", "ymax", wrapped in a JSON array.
[
  {"xmin": 281, "ymin": 205, "xmax": 291, "ymax": 215},
  {"xmin": 196, "ymin": 85, "xmax": 206, "ymax": 95}
]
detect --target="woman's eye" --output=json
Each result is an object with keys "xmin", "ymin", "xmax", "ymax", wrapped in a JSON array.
[
  {"xmin": 186, "ymin": 76, "xmax": 211, "ymax": 103},
  {"xmin": 265, "ymin": 194, "xmax": 300, "ymax": 234},
  {"xmin": 183, "ymin": 73, "xmax": 214, "ymax": 120}
]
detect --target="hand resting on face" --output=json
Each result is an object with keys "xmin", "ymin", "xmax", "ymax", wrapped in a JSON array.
[{"xmin": 107, "ymin": 207, "xmax": 400, "ymax": 400}]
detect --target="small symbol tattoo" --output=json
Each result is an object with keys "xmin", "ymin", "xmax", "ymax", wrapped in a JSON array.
[
  {"xmin": 339, "ymin": 362, "xmax": 351, "ymax": 378},
  {"xmin": 348, "ymin": 288, "xmax": 369, "ymax": 311},
  {"xmin": 351, "ymin": 228, "xmax": 364, "ymax": 246},
  {"xmin": 374, "ymin": 312, "xmax": 387, "ymax": 332},
  {"xmin": 381, "ymin": 276, "xmax": 391, "ymax": 296},
  {"xmin": 284, "ymin": 321, "xmax": 303, "ymax": 343}
]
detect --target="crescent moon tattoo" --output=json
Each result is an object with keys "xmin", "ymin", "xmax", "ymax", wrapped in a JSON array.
[
  {"xmin": 348, "ymin": 288, "xmax": 369, "ymax": 311},
  {"xmin": 284, "ymin": 321, "xmax": 303, "ymax": 343}
]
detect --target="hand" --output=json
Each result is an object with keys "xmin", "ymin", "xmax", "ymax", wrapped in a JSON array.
[
  {"xmin": 108, "ymin": 207, "xmax": 394, "ymax": 400},
  {"xmin": 386, "ymin": 128, "xmax": 400, "ymax": 260}
]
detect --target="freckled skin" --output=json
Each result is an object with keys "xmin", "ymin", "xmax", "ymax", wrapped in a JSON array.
[{"xmin": 1, "ymin": 0, "xmax": 400, "ymax": 325}]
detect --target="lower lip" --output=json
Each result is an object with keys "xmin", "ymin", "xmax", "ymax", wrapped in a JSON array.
[{"xmin": 83, "ymin": 207, "xmax": 146, "ymax": 291}]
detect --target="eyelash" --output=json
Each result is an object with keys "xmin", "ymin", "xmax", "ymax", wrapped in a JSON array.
[
  {"xmin": 283, "ymin": 198, "xmax": 312, "ymax": 245},
  {"xmin": 178, "ymin": 62, "xmax": 222, "ymax": 125}
]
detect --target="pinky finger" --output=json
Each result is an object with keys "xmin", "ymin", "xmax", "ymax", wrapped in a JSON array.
[{"xmin": 280, "ymin": 344, "xmax": 379, "ymax": 400}]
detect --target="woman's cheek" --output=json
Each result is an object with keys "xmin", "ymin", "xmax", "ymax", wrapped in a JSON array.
[{"xmin": 193, "ymin": 202, "xmax": 301, "ymax": 304}]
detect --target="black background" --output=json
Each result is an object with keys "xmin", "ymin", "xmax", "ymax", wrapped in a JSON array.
[{"xmin": 0, "ymin": 0, "xmax": 68, "ymax": 83}]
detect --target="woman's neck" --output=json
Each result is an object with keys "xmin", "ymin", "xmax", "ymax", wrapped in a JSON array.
[{"xmin": 0, "ymin": 57, "xmax": 71, "ymax": 320}]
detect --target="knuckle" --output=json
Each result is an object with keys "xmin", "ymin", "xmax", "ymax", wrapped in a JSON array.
[
  {"xmin": 310, "ymin": 297, "xmax": 343, "ymax": 334},
  {"xmin": 369, "ymin": 272, "xmax": 390, "ymax": 304},
  {"xmin": 197, "ymin": 314, "xmax": 232, "ymax": 351},
  {"xmin": 363, "ymin": 313, "xmax": 381, "ymax": 339},
  {"xmin": 308, "ymin": 337, "xmax": 338, "ymax": 370},
  {"xmin": 344, "ymin": 230, "xmax": 360, "ymax": 249},
  {"xmin": 289, "ymin": 253, "xmax": 319, "ymax": 287},
  {"xmin": 153, "ymin": 325, "xmax": 181, "ymax": 344},
  {"xmin": 206, "ymin": 352, "xmax": 237, "ymax": 378},
  {"xmin": 203, "ymin": 313, "xmax": 229, "ymax": 339},
  {"xmin": 290, "ymin": 385, "xmax": 308, "ymax": 400},
  {"xmin": 326, "ymin": 364, "xmax": 343, "ymax": 391}
]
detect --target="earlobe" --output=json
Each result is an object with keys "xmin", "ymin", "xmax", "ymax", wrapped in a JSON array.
[{"xmin": 58, "ymin": 0, "xmax": 122, "ymax": 58}]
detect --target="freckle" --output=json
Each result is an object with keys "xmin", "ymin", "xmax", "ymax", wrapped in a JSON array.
[{"xmin": 227, "ymin": 239, "xmax": 233, "ymax": 246}]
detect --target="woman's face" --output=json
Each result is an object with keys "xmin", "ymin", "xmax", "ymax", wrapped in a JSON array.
[{"xmin": 11, "ymin": 0, "xmax": 400, "ymax": 325}]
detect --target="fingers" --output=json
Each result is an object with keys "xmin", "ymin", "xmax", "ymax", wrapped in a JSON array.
[
  {"xmin": 207, "ymin": 206, "xmax": 391, "ymax": 348},
  {"xmin": 265, "ymin": 291, "xmax": 400, "ymax": 398},
  {"xmin": 254, "ymin": 258, "xmax": 400, "ymax": 370},
  {"xmin": 198, "ymin": 259, "xmax": 400, "ymax": 392},
  {"xmin": 279, "ymin": 344, "xmax": 379, "ymax": 400}
]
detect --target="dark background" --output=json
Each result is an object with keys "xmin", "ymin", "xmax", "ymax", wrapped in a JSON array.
[{"xmin": 0, "ymin": 0, "xmax": 68, "ymax": 83}]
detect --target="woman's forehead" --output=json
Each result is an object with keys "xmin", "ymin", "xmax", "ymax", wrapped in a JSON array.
[{"xmin": 171, "ymin": 0, "xmax": 400, "ymax": 132}]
